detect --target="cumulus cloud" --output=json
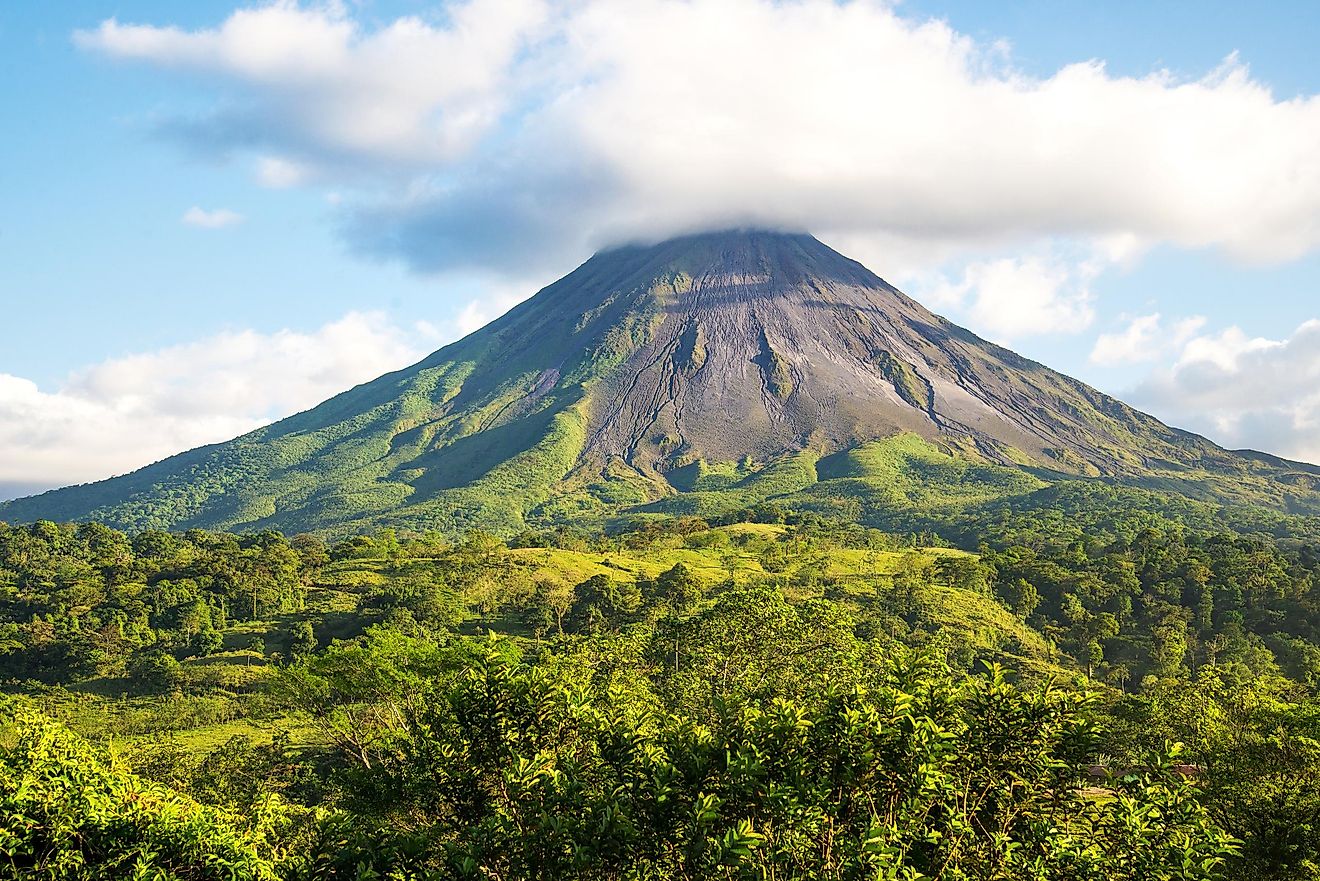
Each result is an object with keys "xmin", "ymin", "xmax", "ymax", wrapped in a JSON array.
[
  {"xmin": 1132, "ymin": 320, "xmax": 1320, "ymax": 464},
  {"xmin": 914, "ymin": 247, "xmax": 1100, "ymax": 341},
  {"xmin": 1091, "ymin": 314, "xmax": 1164, "ymax": 366},
  {"xmin": 1090, "ymin": 313, "xmax": 1206, "ymax": 366},
  {"xmin": 76, "ymin": 0, "xmax": 550, "ymax": 168},
  {"xmin": 452, "ymin": 285, "xmax": 534, "ymax": 336},
  {"xmin": 0, "ymin": 312, "xmax": 447, "ymax": 499},
  {"xmin": 182, "ymin": 206, "xmax": 245, "ymax": 228},
  {"xmin": 76, "ymin": 0, "xmax": 1320, "ymax": 281},
  {"xmin": 256, "ymin": 156, "xmax": 310, "ymax": 188}
]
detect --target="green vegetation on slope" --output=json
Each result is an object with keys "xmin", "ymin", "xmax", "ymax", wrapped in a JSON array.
[{"xmin": 7, "ymin": 231, "xmax": 1320, "ymax": 538}]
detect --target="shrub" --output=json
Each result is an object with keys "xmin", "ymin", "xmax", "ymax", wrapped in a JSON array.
[{"xmin": 0, "ymin": 708, "xmax": 286, "ymax": 880}]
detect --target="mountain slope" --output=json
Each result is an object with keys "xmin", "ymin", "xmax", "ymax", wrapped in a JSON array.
[{"xmin": 5, "ymin": 230, "xmax": 1319, "ymax": 535}]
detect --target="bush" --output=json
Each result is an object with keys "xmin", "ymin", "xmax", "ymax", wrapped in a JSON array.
[
  {"xmin": 331, "ymin": 648, "xmax": 1237, "ymax": 880},
  {"xmin": 0, "ymin": 708, "xmax": 287, "ymax": 880},
  {"xmin": 128, "ymin": 648, "xmax": 185, "ymax": 694}
]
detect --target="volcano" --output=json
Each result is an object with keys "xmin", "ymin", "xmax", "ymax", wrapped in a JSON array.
[{"xmin": 5, "ymin": 230, "xmax": 1319, "ymax": 534}]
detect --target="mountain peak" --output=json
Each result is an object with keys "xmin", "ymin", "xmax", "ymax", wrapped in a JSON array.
[
  {"xmin": 585, "ymin": 228, "xmax": 882, "ymax": 291},
  {"xmin": 5, "ymin": 231, "xmax": 1316, "ymax": 535},
  {"xmin": 598, "ymin": 227, "xmax": 820, "ymax": 255}
]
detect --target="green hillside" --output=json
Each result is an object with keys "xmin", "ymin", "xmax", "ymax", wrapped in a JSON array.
[{"xmin": 5, "ymin": 230, "xmax": 1319, "ymax": 537}]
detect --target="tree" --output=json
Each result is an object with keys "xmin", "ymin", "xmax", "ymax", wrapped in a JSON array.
[
  {"xmin": 128, "ymin": 647, "xmax": 185, "ymax": 694},
  {"xmin": 245, "ymin": 635, "xmax": 266, "ymax": 667},
  {"xmin": 893, "ymin": 551, "xmax": 934, "ymax": 616},
  {"xmin": 1108, "ymin": 669, "xmax": 1320, "ymax": 880},
  {"xmin": 367, "ymin": 573, "xmax": 466, "ymax": 629},
  {"xmin": 529, "ymin": 574, "xmax": 574, "ymax": 637},
  {"xmin": 290, "ymin": 533, "xmax": 330, "ymax": 575},
  {"xmin": 654, "ymin": 562, "xmax": 702, "ymax": 612},
  {"xmin": 191, "ymin": 626, "xmax": 224, "ymax": 658},
  {"xmin": 1085, "ymin": 638, "xmax": 1104, "ymax": 680},
  {"xmin": 1000, "ymin": 578, "xmax": 1041, "ymax": 620},
  {"xmin": 273, "ymin": 626, "xmax": 475, "ymax": 772},
  {"xmin": 1151, "ymin": 616, "xmax": 1189, "ymax": 679},
  {"xmin": 564, "ymin": 574, "xmax": 641, "ymax": 634},
  {"xmin": 652, "ymin": 585, "xmax": 859, "ymax": 712},
  {"xmin": 287, "ymin": 620, "xmax": 317, "ymax": 658},
  {"xmin": 935, "ymin": 555, "xmax": 991, "ymax": 594}
]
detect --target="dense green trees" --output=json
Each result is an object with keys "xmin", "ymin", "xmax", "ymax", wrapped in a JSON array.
[
  {"xmin": 1107, "ymin": 670, "xmax": 1320, "ymax": 880},
  {"xmin": 980, "ymin": 520, "xmax": 1320, "ymax": 688},
  {"xmin": 7, "ymin": 509, "xmax": 1317, "ymax": 697},
  {"xmin": 0, "ymin": 522, "xmax": 314, "ymax": 686},
  {"xmin": 6, "ymin": 506, "xmax": 1320, "ymax": 877}
]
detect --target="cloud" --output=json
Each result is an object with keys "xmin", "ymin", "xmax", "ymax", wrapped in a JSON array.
[
  {"xmin": 256, "ymin": 156, "xmax": 310, "ymax": 188},
  {"xmin": 1091, "ymin": 314, "xmax": 1164, "ymax": 366},
  {"xmin": 452, "ymin": 284, "xmax": 534, "ymax": 336},
  {"xmin": 182, "ymin": 206, "xmax": 245, "ymax": 228},
  {"xmin": 76, "ymin": 0, "xmax": 1320, "ymax": 281},
  {"xmin": 1132, "ymin": 320, "xmax": 1320, "ymax": 463},
  {"xmin": 907, "ymin": 244, "xmax": 1103, "ymax": 340},
  {"xmin": 1090, "ymin": 313, "xmax": 1206, "ymax": 366},
  {"xmin": 0, "ymin": 312, "xmax": 446, "ymax": 497},
  {"xmin": 76, "ymin": 0, "xmax": 551, "ymax": 168}
]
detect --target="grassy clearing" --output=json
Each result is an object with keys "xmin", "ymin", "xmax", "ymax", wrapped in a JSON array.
[{"xmin": 4, "ymin": 521, "xmax": 1058, "ymax": 766}]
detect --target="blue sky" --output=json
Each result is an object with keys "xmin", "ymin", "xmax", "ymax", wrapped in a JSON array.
[
  {"xmin": 1, "ymin": 2, "xmax": 470, "ymax": 386},
  {"xmin": 2, "ymin": 0, "xmax": 1319, "ymax": 497}
]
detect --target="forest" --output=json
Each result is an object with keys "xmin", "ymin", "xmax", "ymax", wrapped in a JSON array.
[{"xmin": 4, "ymin": 499, "xmax": 1320, "ymax": 879}]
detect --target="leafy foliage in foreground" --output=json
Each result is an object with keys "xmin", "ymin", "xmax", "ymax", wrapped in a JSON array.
[
  {"xmin": 0, "ymin": 706, "xmax": 294, "ymax": 880},
  {"xmin": 2, "ymin": 650, "xmax": 1236, "ymax": 881},
  {"xmin": 314, "ymin": 648, "xmax": 1234, "ymax": 881},
  {"xmin": 1108, "ymin": 670, "xmax": 1320, "ymax": 880}
]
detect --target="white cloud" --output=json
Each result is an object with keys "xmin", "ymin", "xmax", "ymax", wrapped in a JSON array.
[
  {"xmin": 181, "ymin": 206, "xmax": 244, "ymax": 228},
  {"xmin": 909, "ymin": 246, "xmax": 1099, "ymax": 340},
  {"xmin": 1090, "ymin": 313, "xmax": 1206, "ymax": 366},
  {"xmin": 0, "ymin": 312, "xmax": 443, "ymax": 497},
  {"xmin": 76, "ymin": 0, "xmax": 1320, "ymax": 279},
  {"xmin": 1174, "ymin": 325, "xmax": 1280, "ymax": 371},
  {"xmin": 1091, "ymin": 314, "xmax": 1164, "ymax": 366},
  {"xmin": 64, "ymin": 1, "xmax": 1320, "ymax": 471},
  {"xmin": 256, "ymin": 156, "xmax": 310, "ymax": 189},
  {"xmin": 1132, "ymin": 319, "xmax": 1320, "ymax": 464},
  {"xmin": 76, "ymin": 0, "xmax": 551, "ymax": 166},
  {"xmin": 454, "ymin": 283, "xmax": 534, "ymax": 336}
]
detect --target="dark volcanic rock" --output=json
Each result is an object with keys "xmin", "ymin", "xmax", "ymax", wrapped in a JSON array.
[{"xmin": 577, "ymin": 231, "xmax": 1210, "ymax": 477}]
